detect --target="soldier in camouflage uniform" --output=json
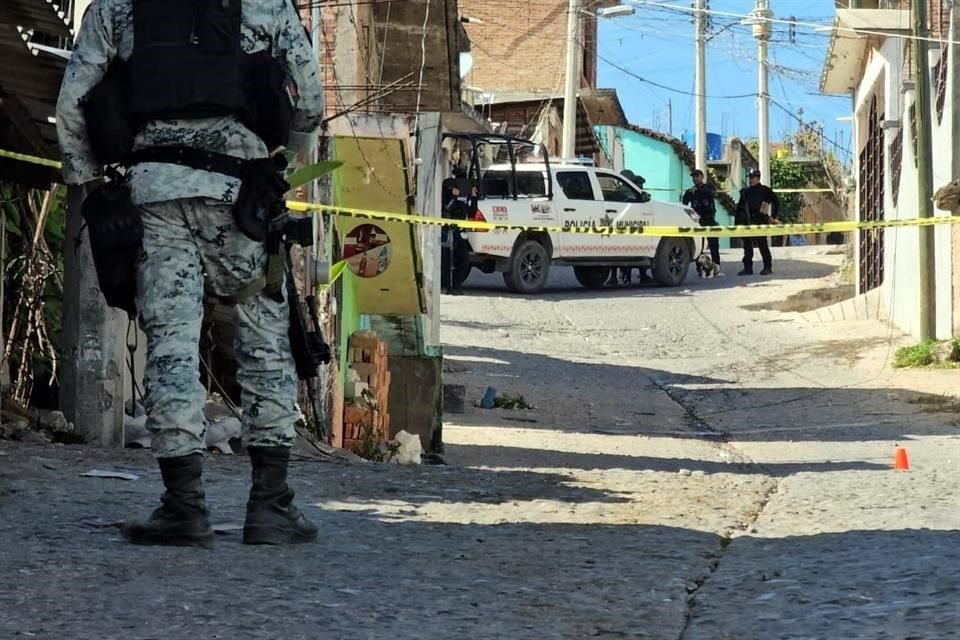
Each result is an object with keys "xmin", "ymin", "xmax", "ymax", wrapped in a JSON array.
[{"xmin": 56, "ymin": 0, "xmax": 324, "ymax": 546}]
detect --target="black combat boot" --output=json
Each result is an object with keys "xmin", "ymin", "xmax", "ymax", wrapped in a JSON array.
[
  {"xmin": 243, "ymin": 446, "xmax": 318, "ymax": 545},
  {"xmin": 121, "ymin": 453, "xmax": 214, "ymax": 547}
]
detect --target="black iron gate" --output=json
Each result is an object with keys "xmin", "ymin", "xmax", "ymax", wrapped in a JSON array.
[{"xmin": 859, "ymin": 95, "xmax": 884, "ymax": 293}]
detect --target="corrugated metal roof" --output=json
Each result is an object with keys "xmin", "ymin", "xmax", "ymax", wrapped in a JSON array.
[
  {"xmin": 0, "ymin": 0, "xmax": 73, "ymax": 40},
  {"xmin": 0, "ymin": 0, "xmax": 71, "ymax": 181}
]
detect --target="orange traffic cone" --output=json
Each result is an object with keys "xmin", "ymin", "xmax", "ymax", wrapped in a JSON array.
[{"xmin": 893, "ymin": 446, "xmax": 910, "ymax": 471}]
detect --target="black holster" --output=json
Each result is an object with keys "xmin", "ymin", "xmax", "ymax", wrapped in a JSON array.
[
  {"xmin": 233, "ymin": 156, "xmax": 290, "ymax": 242},
  {"xmin": 80, "ymin": 179, "xmax": 143, "ymax": 316}
]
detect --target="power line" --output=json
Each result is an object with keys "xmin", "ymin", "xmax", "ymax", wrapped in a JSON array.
[
  {"xmin": 626, "ymin": 0, "xmax": 955, "ymax": 47},
  {"xmin": 769, "ymin": 97, "xmax": 852, "ymax": 157},
  {"xmin": 594, "ymin": 48, "xmax": 757, "ymax": 99}
]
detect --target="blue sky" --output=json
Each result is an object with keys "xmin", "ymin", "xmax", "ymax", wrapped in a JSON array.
[{"xmin": 596, "ymin": 0, "xmax": 853, "ymax": 165}]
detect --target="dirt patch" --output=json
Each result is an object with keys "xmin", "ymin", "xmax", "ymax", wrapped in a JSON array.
[
  {"xmin": 798, "ymin": 337, "xmax": 890, "ymax": 366},
  {"xmin": 741, "ymin": 285, "xmax": 855, "ymax": 313}
]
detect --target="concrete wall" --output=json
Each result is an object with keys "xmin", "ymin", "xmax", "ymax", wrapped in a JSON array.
[
  {"xmin": 417, "ymin": 112, "xmax": 444, "ymax": 353},
  {"xmin": 855, "ymin": 22, "xmax": 955, "ymax": 339}
]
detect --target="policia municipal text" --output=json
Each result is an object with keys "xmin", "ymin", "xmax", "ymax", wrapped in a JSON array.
[{"xmin": 56, "ymin": 0, "xmax": 326, "ymax": 547}]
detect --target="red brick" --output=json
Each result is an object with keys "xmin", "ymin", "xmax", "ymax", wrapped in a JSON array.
[{"xmin": 459, "ymin": 0, "xmax": 603, "ymax": 94}]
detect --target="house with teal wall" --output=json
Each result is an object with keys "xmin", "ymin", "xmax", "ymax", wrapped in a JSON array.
[{"xmin": 595, "ymin": 124, "xmax": 737, "ymax": 249}]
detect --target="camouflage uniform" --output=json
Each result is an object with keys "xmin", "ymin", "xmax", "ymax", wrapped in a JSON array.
[{"xmin": 56, "ymin": 0, "xmax": 324, "ymax": 458}]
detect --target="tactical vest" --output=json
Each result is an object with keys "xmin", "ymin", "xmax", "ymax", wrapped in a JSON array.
[
  {"xmin": 82, "ymin": 0, "xmax": 295, "ymax": 165},
  {"xmin": 128, "ymin": 0, "xmax": 245, "ymax": 121}
]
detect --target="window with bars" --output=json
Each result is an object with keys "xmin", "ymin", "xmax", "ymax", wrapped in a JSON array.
[
  {"xmin": 890, "ymin": 127, "xmax": 903, "ymax": 207},
  {"xmin": 910, "ymin": 103, "xmax": 918, "ymax": 168},
  {"xmin": 859, "ymin": 96, "xmax": 885, "ymax": 294},
  {"xmin": 935, "ymin": 45, "xmax": 949, "ymax": 123}
]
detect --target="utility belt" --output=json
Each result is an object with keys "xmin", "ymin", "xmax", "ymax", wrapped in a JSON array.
[
  {"xmin": 82, "ymin": 145, "xmax": 330, "ymax": 384},
  {"xmin": 130, "ymin": 146, "xmax": 292, "ymax": 299}
]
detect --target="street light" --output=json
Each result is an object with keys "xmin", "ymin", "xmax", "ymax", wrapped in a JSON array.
[
  {"xmin": 561, "ymin": 3, "xmax": 634, "ymax": 159},
  {"xmin": 598, "ymin": 5, "xmax": 635, "ymax": 18}
]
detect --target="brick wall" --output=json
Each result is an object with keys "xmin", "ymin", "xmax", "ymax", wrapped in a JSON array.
[{"xmin": 459, "ymin": 0, "xmax": 600, "ymax": 95}]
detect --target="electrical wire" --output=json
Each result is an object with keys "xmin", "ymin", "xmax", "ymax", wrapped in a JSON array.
[
  {"xmin": 412, "ymin": 0, "xmax": 431, "ymax": 139},
  {"xmin": 317, "ymin": 4, "xmax": 407, "ymax": 200},
  {"xmin": 625, "ymin": 0, "xmax": 955, "ymax": 47},
  {"xmin": 594, "ymin": 48, "xmax": 757, "ymax": 99}
]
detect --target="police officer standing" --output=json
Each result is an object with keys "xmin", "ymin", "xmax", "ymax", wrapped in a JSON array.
[
  {"xmin": 56, "ymin": 0, "xmax": 324, "ymax": 547},
  {"xmin": 441, "ymin": 166, "xmax": 471, "ymax": 294},
  {"xmin": 736, "ymin": 168, "xmax": 780, "ymax": 276},
  {"xmin": 682, "ymin": 169, "xmax": 721, "ymax": 273}
]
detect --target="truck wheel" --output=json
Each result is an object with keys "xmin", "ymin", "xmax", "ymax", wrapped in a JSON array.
[
  {"xmin": 653, "ymin": 238, "xmax": 690, "ymax": 286},
  {"xmin": 503, "ymin": 238, "xmax": 550, "ymax": 293},
  {"xmin": 452, "ymin": 261, "xmax": 471, "ymax": 288},
  {"xmin": 573, "ymin": 266, "xmax": 611, "ymax": 289}
]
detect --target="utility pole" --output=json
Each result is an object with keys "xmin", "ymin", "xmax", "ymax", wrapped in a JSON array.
[
  {"xmin": 751, "ymin": 0, "xmax": 772, "ymax": 182},
  {"xmin": 913, "ymin": 0, "xmax": 936, "ymax": 339},
  {"xmin": 562, "ymin": 0, "xmax": 583, "ymax": 159},
  {"xmin": 694, "ymin": 0, "xmax": 707, "ymax": 172},
  {"xmin": 668, "ymin": 98, "xmax": 673, "ymax": 135},
  {"xmin": 59, "ymin": 0, "xmax": 127, "ymax": 447}
]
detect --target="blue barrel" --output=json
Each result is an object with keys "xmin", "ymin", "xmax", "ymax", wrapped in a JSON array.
[{"xmin": 706, "ymin": 133, "xmax": 723, "ymax": 161}]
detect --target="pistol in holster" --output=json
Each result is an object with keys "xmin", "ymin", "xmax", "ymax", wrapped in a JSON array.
[{"xmin": 80, "ymin": 169, "xmax": 143, "ymax": 317}]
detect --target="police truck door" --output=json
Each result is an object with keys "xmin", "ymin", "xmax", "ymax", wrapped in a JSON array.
[
  {"xmin": 594, "ymin": 172, "xmax": 657, "ymax": 257},
  {"xmin": 555, "ymin": 170, "xmax": 605, "ymax": 257}
]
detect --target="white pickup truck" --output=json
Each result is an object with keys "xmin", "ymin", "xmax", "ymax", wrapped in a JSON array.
[{"xmin": 456, "ymin": 160, "xmax": 703, "ymax": 294}]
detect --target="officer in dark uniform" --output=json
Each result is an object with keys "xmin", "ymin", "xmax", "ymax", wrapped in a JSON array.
[
  {"xmin": 736, "ymin": 168, "xmax": 780, "ymax": 276},
  {"xmin": 682, "ymin": 169, "xmax": 721, "ymax": 271},
  {"xmin": 441, "ymin": 166, "xmax": 472, "ymax": 293}
]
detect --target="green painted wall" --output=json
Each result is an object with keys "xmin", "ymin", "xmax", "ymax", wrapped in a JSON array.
[
  {"xmin": 621, "ymin": 132, "xmax": 687, "ymax": 202},
  {"xmin": 597, "ymin": 125, "xmax": 734, "ymax": 249},
  {"xmin": 330, "ymin": 148, "xmax": 364, "ymax": 389},
  {"xmin": 338, "ymin": 272, "xmax": 361, "ymax": 386}
]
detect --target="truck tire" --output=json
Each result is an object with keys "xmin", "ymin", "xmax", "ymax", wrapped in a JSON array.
[
  {"xmin": 573, "ymin": 266, "xmax": 611, "ymax": 289},
  {"xmin": 452, "ymin": 261, "xmax": 471, "ymax": 288},
  {"xmin": 653, "ymin": 238, "xmax": 690, "ymax": 286},
  {"xmin": 503, "ymin": 238, "xmax": 550, "ymax": 293}
]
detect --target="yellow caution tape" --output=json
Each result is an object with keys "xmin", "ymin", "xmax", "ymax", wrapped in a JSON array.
[
  {"xmin": 287, "ymin": 200, "xmax": 960, "ymax": 239},
  {"xmin": 2, "ymin": 147, "xmax": 955, "ymax": 239}
]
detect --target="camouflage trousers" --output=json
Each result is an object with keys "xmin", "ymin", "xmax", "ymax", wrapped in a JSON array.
[{"xmin": 136, "ymin": 198, "xmax": 299, "ymax": 458}]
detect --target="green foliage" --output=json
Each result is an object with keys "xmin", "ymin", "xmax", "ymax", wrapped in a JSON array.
[
  {"xmin": 493, "ymin": 393, "xmax": 535, "ymax": 410},
  {"xmin": 286, "ymin": 160, "xmax": 343, "ymax": 191},
  {"xmin": 741, "ymin": 139, "xmax": 833, "ymax": 224},
  {"xmin": 769, "ymin": 157, "xmax": 807, "ymax": 224},
  {"xmin": 350, "ymin": 420, "xmax": 400, "ymax": 462},
  {"xmin": 0, "ymin": 183, "xmax": 67, "ymax": 406},
  {"xmin": 893, "ymin": 340, "xmax": 938, "ymax": 368},
  {"xmin": 949, "ymin": 338, "xmax": 960, "ymax": 364}
]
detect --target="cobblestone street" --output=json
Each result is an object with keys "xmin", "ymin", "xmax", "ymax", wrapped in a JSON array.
[{"xmin": 1, "ymin": 247, "xmax": 958, "ymax": 639}]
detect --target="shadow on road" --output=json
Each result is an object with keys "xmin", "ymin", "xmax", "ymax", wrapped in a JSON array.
[
  {"xmin": 454, "ymin": 257, "xmax": 839, "ymax": 299},
  {"xmin": 440, "ymin": 443, "xmax": 889, "ymax": 476},
  {"xmin": 443, "ymin": 344, "xmax": 960, "ymax": 444},
  {"xmin": 0, "ymin": 445, "xmax": 956, "ymax": 638}
]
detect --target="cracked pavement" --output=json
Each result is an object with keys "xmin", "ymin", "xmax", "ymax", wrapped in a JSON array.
[{"xmin": 1, "ymin": 246, "xmax": 959, "ymax": 639}]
